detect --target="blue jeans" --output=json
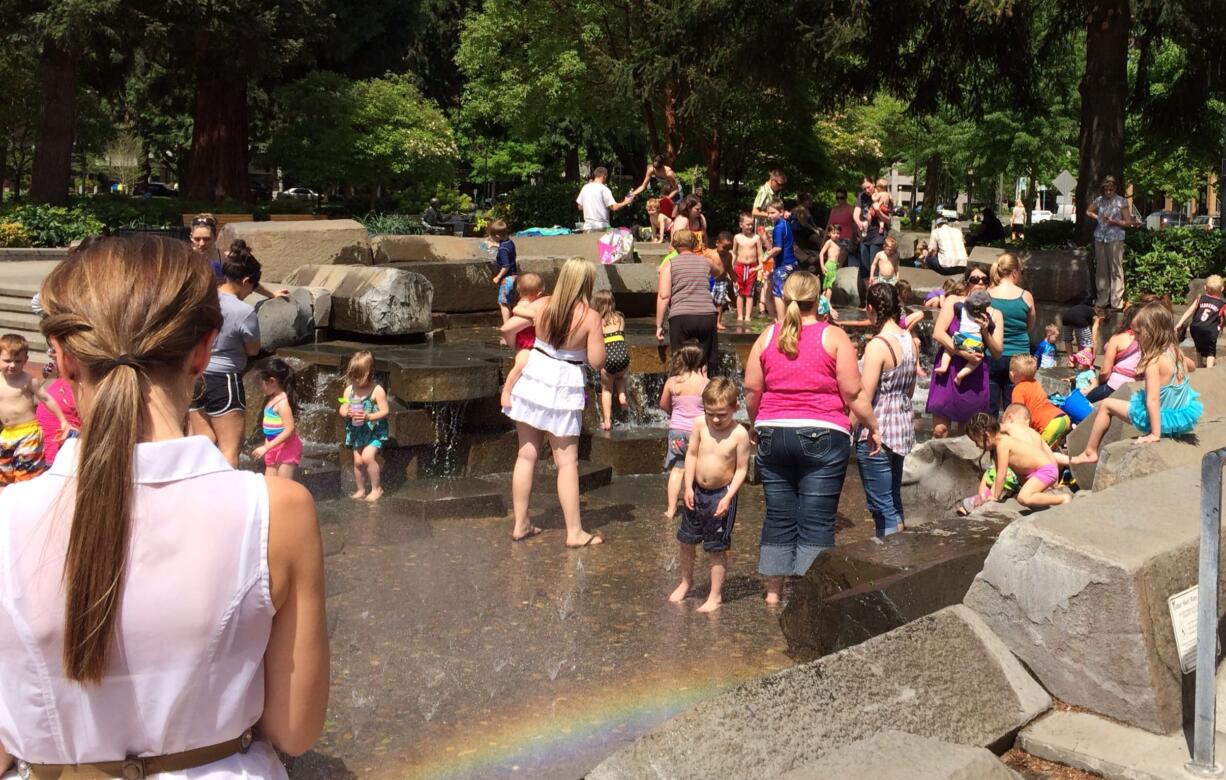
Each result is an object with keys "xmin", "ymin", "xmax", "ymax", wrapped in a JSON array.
[
  {"xmin": 855, "ymin": 439, "xmax": 904, "ymax": 537},
  {"xmin": 859, "ymin": 240, "xmax": 882, "ymax": 281},
  {"xmin": 756, "ymin": 426, "xmax": 851, "ymax": 577}
]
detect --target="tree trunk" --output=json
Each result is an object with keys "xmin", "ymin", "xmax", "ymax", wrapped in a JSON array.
[
  {"xmin": 1074, "ymin": 0, "xmax": 1129, "ymax": 244},
  {"xmin": 922, "ymin": 154, "xmax": 943, "ymax": 215},
  {"xmin": 705, "ymin": 129, "xmax": 721, "ymax": 193},
  {"xmin": 29, "ymin": 40, "xmax": 78, "ymax": 206},
  {"xmin": 1026, "ymin": 162, "xmax": 1038, "ymax": 224},
  {"xmin": 661, "ymin": 81, "xmax": 686, "ymax": 161},
  {"xmin": 184, "ymin": 30, "xmax": 250, "ymax": 201},
  {"xmin": 642, "ymin": 100, "xmax": 661, "ymax": 158},
  {"xmin": 564, "ymin": 145, "xmax": 579, "ymax": 181}
]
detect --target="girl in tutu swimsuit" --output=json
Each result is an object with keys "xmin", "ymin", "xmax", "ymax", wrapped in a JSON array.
[{"xmin": 1072, "ymin": 301, "xmax": 1203, "ymax": 464}]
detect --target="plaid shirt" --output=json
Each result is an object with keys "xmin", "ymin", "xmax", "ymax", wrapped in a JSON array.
[{"xmin": 855, "ymin": 331, "xmax": 917, "ymax": 455}]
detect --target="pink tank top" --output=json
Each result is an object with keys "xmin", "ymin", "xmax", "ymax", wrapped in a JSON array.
[
  {"xmin": 1108, "ymin": 333, "xmax": 1142, "ymax": 389},
  {"xmin": 669, "ymin": 393, "xmax": 705, "ymax": 432},
  {"xmin": 757, "ymin": 321, "xmax": 850, "ymax": 431}
]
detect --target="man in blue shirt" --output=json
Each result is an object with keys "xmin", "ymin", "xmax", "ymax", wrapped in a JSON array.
[{"xmin": 765, "ymin": 199, "xmax": 797, "ymax": 322}]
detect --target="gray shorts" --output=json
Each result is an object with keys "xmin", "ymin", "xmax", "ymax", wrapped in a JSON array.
[{"xmin": 665, "ymin": 429, "xmax": 690, "ymax": 470}]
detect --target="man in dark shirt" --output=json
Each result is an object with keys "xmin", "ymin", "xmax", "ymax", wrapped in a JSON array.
[
  {"xmin": 422, "ymin": 198, "xmax": 448, "ymax": 234},
  {"xmin": 969, "ymin": 207, "xmax": 1005, "ymax": 247}
]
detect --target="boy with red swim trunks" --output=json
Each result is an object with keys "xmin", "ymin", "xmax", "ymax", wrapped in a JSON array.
[
  {"xmin": 499, "ymin": 273, "xmax": 545, "ymax": 410},
  {"xmin": 731, "ymin": 213, "xmax": 764, "ymax": 323}
]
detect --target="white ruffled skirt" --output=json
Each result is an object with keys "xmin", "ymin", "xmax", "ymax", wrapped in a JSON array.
[{"xmin": 506, "ymin": 341, "xmax": 587, "ymax": 437}]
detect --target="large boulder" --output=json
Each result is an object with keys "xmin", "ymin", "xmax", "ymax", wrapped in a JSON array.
[
  {"xmin": 371, "ymin": 234, "xmax": 484, "ymax": 264},
  {"xmin": 253, "ymin": 290, "xmax": 313, "ymax": 350},
  {"xmin": 1091, "ymin": 418, "xmax": 1226, "ymax": 491},
  {"xmin": 781, "ymin": 513, "xmax": 1015, "ymax": 661},
  {"xmin": 283, "ymin": 265, "xmax": 432, "ymax": 336},
  {"xmin": 217, "ymin": 219, "xmax": 372, "ymax": 282},
  {"xmin": 780, "ymin": 731, "xmax": 1021, "ymax": 780},
  {"xmin": 391, "ymin": 260, "xmax": 494, "ymax": 313},
  {"xmin": 830, "ymin": 265, "xmax": 861, "ymax": 308},
  {"xmin": 964, "ymin": 463, "xmax": 1226, "ymax": 734},
  {"xmin": 901, "ymin": 436, "xmax": 987, "ymax": 512},
  {"xmin": 588, "ymin": 605, "xmax": 1050, "ymax": 779}
]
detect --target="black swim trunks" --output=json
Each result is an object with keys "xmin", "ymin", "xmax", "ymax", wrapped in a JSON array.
[
  {"xmin": 189, "ymin": 371, "xmax": 246, "ymax": 416},
  {"xmin": 677, "ymin": 483, "xmax": 737, "ymax": 552}
]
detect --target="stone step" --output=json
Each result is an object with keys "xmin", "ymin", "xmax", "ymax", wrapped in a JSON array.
[
  {"xmin": 582, "ymin": 427, "xmax": 668, "ymax": 475},
  {"xmin": 0, "ymin": 294, "xmax": 35, "ymax": 315},
  {"xmin": 0, "ymin": 311, "xmax": 43, "ymax": 331}
]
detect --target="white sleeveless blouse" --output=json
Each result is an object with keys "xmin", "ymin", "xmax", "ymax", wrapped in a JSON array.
[{"xmin": 0, "ymin": 437, "xmax": 285, "ymax": 777}]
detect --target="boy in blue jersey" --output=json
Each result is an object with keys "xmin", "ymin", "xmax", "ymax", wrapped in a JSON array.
[{"xmin": 764, "ymin": 199, "xmax": 797, "ymax": 322}]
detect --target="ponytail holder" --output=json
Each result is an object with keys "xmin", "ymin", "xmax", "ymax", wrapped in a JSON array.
[
  {"xmin": 114, "ymin": 354, "xmax": 139, "ymax": 368},
  {"xmin": 817, "ymin": 297, "xmax": 831, "ymax": 316}
]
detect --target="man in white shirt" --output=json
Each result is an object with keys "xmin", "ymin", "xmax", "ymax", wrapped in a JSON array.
[
  {"xmin": 924, "ymin": 217, "xmax": 969, "ymax": 275},
  {"xmin": 576, "ymin": 167, "xmax": 632, "ymax": 231}
]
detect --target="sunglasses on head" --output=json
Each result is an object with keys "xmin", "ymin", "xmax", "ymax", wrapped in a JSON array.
[{"xmin": 192, "ymin": 217, "xmax": 216, "ymax": 228}]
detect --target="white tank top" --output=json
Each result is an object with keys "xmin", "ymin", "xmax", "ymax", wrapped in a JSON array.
[{"xmin": 0, "ymin": 436, "xmax": 284, "ymax": 777}]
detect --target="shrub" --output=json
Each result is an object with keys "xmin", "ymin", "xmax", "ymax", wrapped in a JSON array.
[
  {"xmin": 359, "ymin": 212, "xmax": 426, "ymax": 236},
  {"xmin": 504, "ymin": 182, "xmax": 580, "ymax": 229},
  {"xmin": 0, "ymin": 205, "xmax": 105, "ymax": 247},
  {"xmin": 0, "ymin": 222, "xmax": 31, "ymax": 248},
  {"xmin": 1125, "ymin": 248, "xmax": 1192, "ymax": 301},
  {"xmin": 1127, "ymin": 227, "xmax": 1226, "ymax": 279},
  {"xmin": 1019, "ymin": 220, "xmax": 1076, "ymax": 249}
]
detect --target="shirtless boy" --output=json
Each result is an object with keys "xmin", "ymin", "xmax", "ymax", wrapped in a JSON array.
[
  {"xmin": 966, "ymin": 411, "xmax": 1071, "ymax": 512},
  {"xmin": 0, "ymin": 334, "xmax": 73, "ymax": 487},
  {"xmin": 669, "ymin": 377, "xmax": 751, "ymax": 613},
  {"xmin": 732, "ymin": 213, "xmax": 764, "ymax": 323}
]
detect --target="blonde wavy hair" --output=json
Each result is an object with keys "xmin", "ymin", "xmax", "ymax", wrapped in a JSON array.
[
  {"xmin": 1131, "ymin": 300, "xmax": 1179, "ymax": 372},
  {"xmin": 776, "ymin": 270, "xmax": 821, "ymax": 358},
  {"xmin": 541, "ymin": 257, "xmax": 595, "ymax": 349}
]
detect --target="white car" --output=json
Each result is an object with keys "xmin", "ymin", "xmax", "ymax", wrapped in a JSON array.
[
  {"xmin": 1031, "ymin": 209, "xmax": 1053, "ymax": 223},
  {"xmin": 934, "ymin": 204, "xmax": 958, "ymax": 221},
  {"xmin": 279, "ymin": 187, "xmax": 320, "ymax": 201}
]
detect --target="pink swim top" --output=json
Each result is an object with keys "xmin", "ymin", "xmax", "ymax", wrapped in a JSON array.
[
  {"xmin": 757, "ymin": 321, "xmax": 850, "ymax": 432},
  {"xmin": 668, "ymin": 393, "xmax": 705, "ymax": 432},
  {"xmin": 1108, "ymin": 332, "xmax": 1141, "ymax": 389}
]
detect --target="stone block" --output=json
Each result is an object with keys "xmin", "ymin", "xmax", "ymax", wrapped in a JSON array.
[
  {"xmin": 964, "ymin": 463, "xmax": 1226, "ymax": 734},
  {"xmin": 1091, "ymin": 418, "xmax": 1226, "ymax": 492},
  {"xmin": 370, "ymin": 234, "xmax": 485, "ymax": 263},
  {"xmin": 390, "ymin": 260, "xmax": 493, "ymax": 313},
  {"xmin": 254, "ymin": 290, "xmax": 313, "ymax": 350},
  {"xmin": 901, "ymin": 436, "xmax": 987, "ymax": 512},
  {"xmin": 830, "ymin": 266, "xmax": 860, "ymax": 308},
  {"xmin": 284, "ymin": 265, "xmax": 432, "ymax": 336},
  {"xmin": 382, "ymin": 478, "xmax": 508, "ymax": 521},
  {"xmin": 781, "ymin": 513, "xmax": 1014, "ymax": 661},
  {"xmin": 587, "ymin": 605, "xmax": 1050, "ymax": 779},
  {"xmin": 780, "ymin": 730, "xmax": 1021, "ymax": 780},
  {"xmin": 898, "ymin": 266, "xmax": 949, "ymax": 299},
  {"xmin": 584, "ymin": 428, "xmax": 667, "ymax": 475},
  {"xmin": 217, "ymin": 219, "xmax": 372, "ymax": 282},
  {"xmin": 1017, "ymin": 248, "xmax": 1091, "ymax": 304}
]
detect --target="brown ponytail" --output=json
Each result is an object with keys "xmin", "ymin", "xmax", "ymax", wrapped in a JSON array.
[{"xmin": 40, "ymin": 236, "xmax": 221, "ymax": 683}]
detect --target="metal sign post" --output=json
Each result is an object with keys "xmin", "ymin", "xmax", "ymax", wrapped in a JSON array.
[{"xmin": 1188, "ymin": 448, "xmax": 1226, "ymax": 777}]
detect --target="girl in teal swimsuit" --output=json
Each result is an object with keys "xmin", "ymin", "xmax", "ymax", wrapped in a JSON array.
[{"xmin": 339, "ymin": 350, "xmax": 390, "ymax": 502}]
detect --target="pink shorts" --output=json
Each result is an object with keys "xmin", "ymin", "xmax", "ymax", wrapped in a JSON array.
[
  {"xmin": 1024, "ymin": 462, "xmax": 1060, "ymax": 490},
  {"xmin": 265, "ymin": 434, "xmax": 303, "ymax": 466}
]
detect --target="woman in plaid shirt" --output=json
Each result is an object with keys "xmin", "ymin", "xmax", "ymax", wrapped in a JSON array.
[{"xmin": 855, "ymin": 283, "xmax": 917, "ymax": 536}]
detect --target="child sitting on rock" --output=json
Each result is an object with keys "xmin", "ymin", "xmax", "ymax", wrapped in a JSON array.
[
  {"xmin": 498, "ymin": 273, "xmax": 545, "ymax": 410},
  {"xmin": 1009, "ymin": 354, "xmax": 1071, "ymax": 447},
  {"xmin": 964, "ymin": 410, "xmax": 1071, "ymax": 512},
  {"xmin": 1072, "ymin": 302, "xmax": 1203, "ymax": 464}
]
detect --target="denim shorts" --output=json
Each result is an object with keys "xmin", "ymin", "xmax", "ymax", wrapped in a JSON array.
[
  {"xmin": 755, "ymin": 425, "xmax": 851, "ymax": 577},
  {"xmin": 677, "ymin": 484, "xmax": 737, "ymax": 552},
  {"xmin": 498, "ymin": 275, "xmax": 518, "ymax": 306}
]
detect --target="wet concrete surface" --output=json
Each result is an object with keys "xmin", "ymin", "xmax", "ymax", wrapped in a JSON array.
[{"xmin": 291, "ymin": 470, "xmax": 881, "ymax": 779}]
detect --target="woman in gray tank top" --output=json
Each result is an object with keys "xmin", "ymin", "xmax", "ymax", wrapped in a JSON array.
[{"xmin": 656, "ymin": 228, "xmax": 720, "ymax": 371}]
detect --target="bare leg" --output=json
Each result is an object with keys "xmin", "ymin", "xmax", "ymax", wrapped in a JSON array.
[
  {"xmin": 773, "ymin": 295, "xmax": 786, "ymax": 323},
  {"xmin": 550, "ymin": 432, "xmax": 602, "ymax": 546},
  {"xmin": 211, "ymin": 411, "xmax": 246, "ymax": 468},
  {"xmin": 954, "ymin": 355, "xmax": 981, "ymax": 386},
  {"xmin": 1209, "ymin": 356, "xmax": 1217, "ymax": 369},
  {"xmin": 500, "ymin": 350, "xmax": 529, "ymax": 410},
  {"xmin": 265, "ymin": 465, "xmax": 275, "ymax": 478},
  {"xmin": 600, "ymin": 370, "xmax": 614, "ymax": 431},
  {"xmin": 276, "ymin": 463, "xmax": 297, "ymax": 480},
  {"xmin": 764, "ymin": 575, "xmax": 784, "ymax": 606},
  {"xmin": 665, "ymin": 467, "xmax": 684, "ymax": 520},
  {"xmin": 511, "ymin": 422, "xmax": 543, "ymax": 539},
  {"xmin": 1017, "ymin": 478, "xmax": 1072, "ymax": 508},
  {"xmin": 499, "ymin": 303, "xmax": 511, "ymax": 323},
  {"xmin": 697, "ymin": 551, "xmax": 727, "ymax": 612},
  {"xmin": 615, "ymin": 372, "xmax": 628, "ymax": 408},
  {"xmin": 669, "ymin": 543, "xmax": 696, "ymax": 602},
  {"xmin": 350, "ymin": 450, "xmax": 366, "ymax": 499},
  {"xmin": 363, "ymin": 446, "xmax": 383, "ymax": 501},
  {"xmin": 1070, "ymin": 397, "xmax": 1130, "ymax": 464},
  {"xmin": 933, "ymin": 351, "xmax": 952, "ymax": 375},
  {"xmin": 188, "ymin": 410, "xmax": 216, "ymax": 443},
  {"xmin": 716, "ymin": 306, "xmax": 727, "ymax": 331}
]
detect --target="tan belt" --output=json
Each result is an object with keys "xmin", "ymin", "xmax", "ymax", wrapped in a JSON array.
[{"xmin": 17, "ymin": 728, "xmax": 255, "ymax": 780}]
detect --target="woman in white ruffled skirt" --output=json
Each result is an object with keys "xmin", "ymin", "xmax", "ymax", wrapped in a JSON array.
[{"xmin": 502, "ymin": 258, "xmax": 607, "ymax": 546}]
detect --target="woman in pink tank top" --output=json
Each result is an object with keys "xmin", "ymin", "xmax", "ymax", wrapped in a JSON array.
[
  {"xmin": 0, "ymin": 237, "xmax": 327, "ymax": 778},
  {"xmin": 743, "ymin": 271, "xmax": 881, "ymax": 605}
]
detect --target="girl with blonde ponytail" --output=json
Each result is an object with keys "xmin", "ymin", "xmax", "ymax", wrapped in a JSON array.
[
  {"xmin": 0, "ymin": 236, "xmax": 327, "ymax": 777},
  {"xmin": 743, "ymin": 270, "xmax": 880, "ymax": 605}
]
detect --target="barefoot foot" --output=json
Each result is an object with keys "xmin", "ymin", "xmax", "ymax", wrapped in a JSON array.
[
  {"xmin": 350, "ymin": 489, "xmax": 366, "ymax": 500},
  {"xmin": 1069, "ymin": 451, "xmax": 1099, "ymax": 465},
  {"xmin": 696, "ymin": 598, "xmax": 722, "ymax": 613},
  {"xmin": 764, "ymin": 592, "xmax": 781, "ymax": 606},
  {"xmin": 668, "ymin": 582, "xmax": 690, "ymax": 602},
  {"xmin": 364, "ymin": 487, "xmax": 384, "ymax": 502},
  {"xmin": 601, "ymin": 419, "xmax": 612, "ymax": 431}
]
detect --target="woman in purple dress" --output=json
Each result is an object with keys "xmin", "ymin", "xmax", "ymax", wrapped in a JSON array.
[{"xmin": 926, "ymin": 265, "xmax": 1003, "ymax": 438}]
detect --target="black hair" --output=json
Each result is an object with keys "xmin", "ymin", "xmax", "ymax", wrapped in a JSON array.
[
  {"xmin": 652, "ymin": 154, "xmax": 667, "ymax": 167},
  {"xmin": 865, "ymin": 283, "xmax": 901, "ymax": 333},
  {"xmin": 257, "ymin": 357, "xmax": 298, "ymax": 413},
  {"xmin": 221, "ymin": 239, "xmax": 262, "ymax": 285}
]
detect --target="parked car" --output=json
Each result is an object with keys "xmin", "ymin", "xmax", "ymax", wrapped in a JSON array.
[
  {"xmin": 134, "ymin": 181, "xmax": 178, "ymax": 198},
  {"xmin": 1191, "ymin": 214, "xmax": 1219, "ymax": 231},
  {"xmin": 1031, "ymin": 209, "xmax": 1053, "ymax": 223},
  {"xmin": 1145, "ymin": 211, "xmax": 1189, "ymax": 230},
  {"xmin": 248, "ymin": 180, "xmax": 273, "ymax": 201},
  {"xmin": 279, "ymin": 187, "xmax": 320, "ymax": 201}
]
